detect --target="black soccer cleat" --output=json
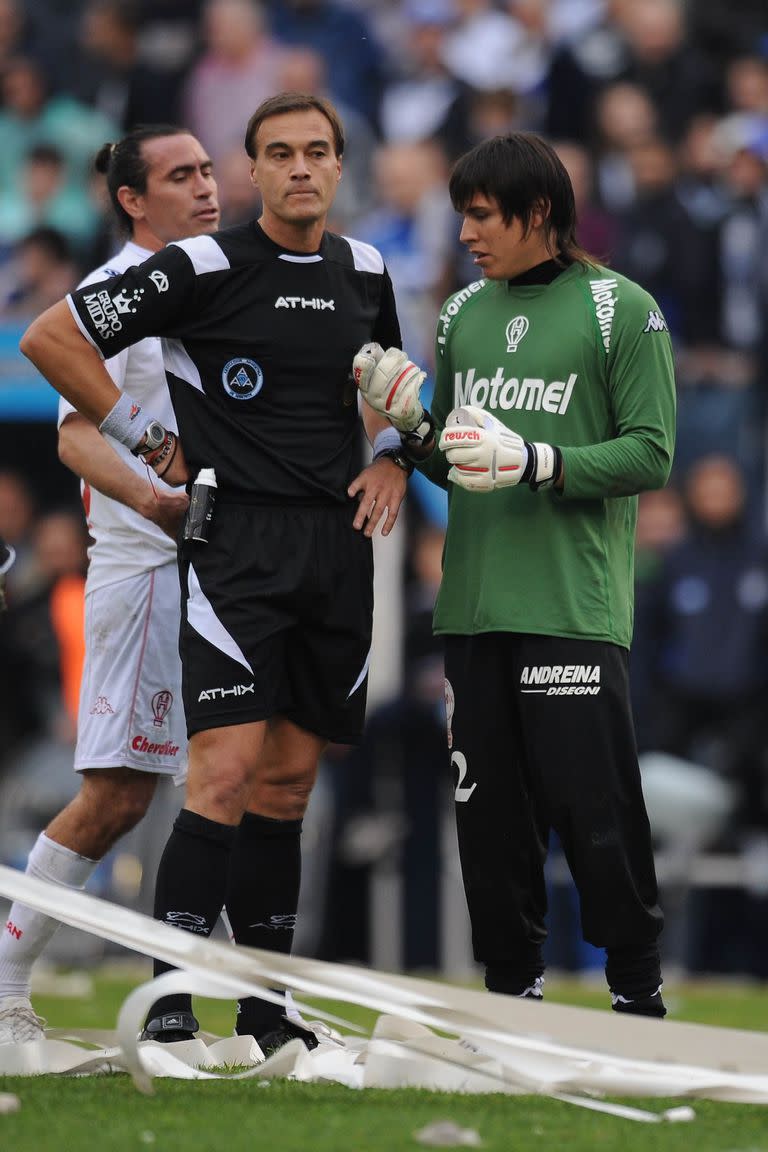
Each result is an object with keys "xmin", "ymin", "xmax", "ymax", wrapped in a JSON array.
[
  {"xmin": 139, "ymin": 1011, "xmax": 200, "ymax": 1043},
  {"xmin": 611, "ymin": 990, "xmax": 667, "ymax": 1019},
  {"xmin": 255, "ymin": 1016, "xmax": 320, "ymax": 1059}
]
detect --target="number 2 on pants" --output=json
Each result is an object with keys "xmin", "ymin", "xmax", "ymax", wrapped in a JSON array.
[{"xmin": 452, "ymin": 750, "xmax": 477, "ymax": 802}]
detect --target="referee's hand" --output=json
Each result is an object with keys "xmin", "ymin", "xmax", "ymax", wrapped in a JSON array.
[
  {"xmin": 151, "ymin": 436, "xmax": 189, "ymax": 488},
  {"xmin": 348, "ymin": 456, "xmax": 408, "ymax": 538}
]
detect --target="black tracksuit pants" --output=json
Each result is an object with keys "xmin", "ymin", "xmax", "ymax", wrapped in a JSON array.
[{"xmin": 444, "ymin": 632, "xmax": 664, "ymax": 996}]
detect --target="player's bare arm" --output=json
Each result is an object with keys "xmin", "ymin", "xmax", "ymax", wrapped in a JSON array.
[
  {"xmin": 59, "ymin": 414, "xmax": 189, "ymax": 540},
  {"xmin": 21, "ymin": 300, "xmax": 189, "ymax": 487},
  {"xmin": 349, "ymin": 400, "xmax": 408, "ymax": 537}
]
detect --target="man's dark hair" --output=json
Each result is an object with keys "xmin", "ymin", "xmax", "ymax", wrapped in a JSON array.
[
  {"xmin": 244, "ymin": 92, "xmax": 345, "ymax": 160},
  {"xmin": 449, "ymin": 132, "xmax": 595, "ymax": 266},
  {"xmin": 26, "ymin": 143, "xmax": 65, "ymax": 168},
  {"xmin": 94, "ymin": 124, "xmax": 191, "ymax": 233},
  {"xmin": 18, "ymin": 226, "xmax": 72, "ymax": 264}
]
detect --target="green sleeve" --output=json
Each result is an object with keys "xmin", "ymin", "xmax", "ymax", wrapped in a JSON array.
[{"xmin": 559, "ymin": 289, "xmax": 676, "ymax": 499}]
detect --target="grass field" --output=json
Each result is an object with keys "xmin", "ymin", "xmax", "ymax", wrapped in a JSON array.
[{"xmin": 1, "ymin": 968, "xmax": 767, "ymax": 1152}]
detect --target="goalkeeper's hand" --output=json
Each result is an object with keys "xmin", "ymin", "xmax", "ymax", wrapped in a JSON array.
[
  {"xmin": 439, "ymin": 405, "xmax": 561, "ymax": 493},
  {"xmin": 353, "ymin": 343, "xmax": 426, "ymax": 433}
]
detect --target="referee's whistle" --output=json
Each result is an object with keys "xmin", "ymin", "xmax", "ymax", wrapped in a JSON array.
[{"xmin": 183, "ymin": 467, "xmax": 217, "ymax": 543}]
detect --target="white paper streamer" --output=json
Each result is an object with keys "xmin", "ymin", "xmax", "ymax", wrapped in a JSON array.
[{"xmin": 1, "ymin": 864, "xmax": 768, "ymax": 1121}]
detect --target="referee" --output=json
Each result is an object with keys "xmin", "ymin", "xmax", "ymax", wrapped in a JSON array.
[{"xmin": 21, "ymin": 93, "xmax": 411, "ymax": 1054}]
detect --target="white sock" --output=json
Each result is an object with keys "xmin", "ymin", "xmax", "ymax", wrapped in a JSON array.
[{"xmin": 0, "ymin": 833, "xmax": 97, "ymax": 1000}]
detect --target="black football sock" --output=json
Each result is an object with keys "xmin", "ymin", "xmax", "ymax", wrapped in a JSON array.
[
  {"xmin": 606, "ymin": 942, "xmax": 664, "ymax": 1015},
  {"xmin": 147, "ymin": 808, "xmax": 237, "ymax": 1023},
  {"xmin": 224, "ymin": 811, "xmax": 302, "ymax": 1039},
  {"xmin": 485, "ymin": 943, "xmax": 544, "ymax": 998},
  {"xmin": 605, "ymin": 942, "xmax": 662, "ymax": 999}
]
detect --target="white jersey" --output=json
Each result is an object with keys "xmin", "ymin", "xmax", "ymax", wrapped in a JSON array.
[{"xmin": 58, "ymin": 241, "xmax": 179, "ymax": 594}]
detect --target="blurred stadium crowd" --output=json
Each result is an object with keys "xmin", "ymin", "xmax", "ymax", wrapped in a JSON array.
[{"xmin": 1, "ymin": 0, "xmax": 768, "ymax": 982}]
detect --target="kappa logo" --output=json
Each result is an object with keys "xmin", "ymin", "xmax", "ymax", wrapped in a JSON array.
[
  {"xmin": 149, "ymin": 270, "xmax": 169, "ymax": 293},
  {"xmin": 275, "ymin": 296, "xmax": 335, "ymax": 310},
  {"xmin": 520, "ymin": 664, "xmax": 601, "ymax": 696},
  {"xmin": 89, "ymin": 695, "xmax": 115, "ymax": 715},
  {"xmin": 506, "ymin": 315, "xmax": 529, "ymax": 352},
  {"xmin": 643, "ymin": 309, "xmax": 668, "ymax": 333},
  {"xmin": 198, "ymin": 682, "xmax": 255, "ymax": 702},
  {"xmin": 113, "ymin": 287, "xmax": 145, "ymax": 314},
  {"xmin": 221, "ymin": 358, "xmax": 263, "ymax": 400}
]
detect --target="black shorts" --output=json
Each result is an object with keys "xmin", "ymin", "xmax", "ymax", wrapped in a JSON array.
[{"xmin": 179, "ymin": 502, "xmax": 373, "ymax": 743}]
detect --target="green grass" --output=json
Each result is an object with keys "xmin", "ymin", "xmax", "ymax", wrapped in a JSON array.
[{"xmin": 2, "ymin": 968, "xmax": 768, "ymax": 1152}]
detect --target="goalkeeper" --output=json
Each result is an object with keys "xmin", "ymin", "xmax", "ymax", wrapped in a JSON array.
[{"xmin": 354, "ymin": 131, "xmax": 676, "ymax": 1018}]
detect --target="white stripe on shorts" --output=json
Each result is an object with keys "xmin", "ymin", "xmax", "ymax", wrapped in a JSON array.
[{"xmin": 187, "ymin": 562, "xmax": 253, "ymax": 673}]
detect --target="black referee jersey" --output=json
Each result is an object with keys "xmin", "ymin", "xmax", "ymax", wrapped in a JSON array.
[{"xmin": 67, "ymin": 221, "xmax": 402, "ymax": 503}]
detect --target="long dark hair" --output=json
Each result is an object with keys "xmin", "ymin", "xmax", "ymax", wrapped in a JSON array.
[
  {"xmin": 94, "ymin": 124, "xmax": 190, "ymax": 233},
  {"xmin": 449, "ymin": 132, "xmax": 596, "ymax": 266}
]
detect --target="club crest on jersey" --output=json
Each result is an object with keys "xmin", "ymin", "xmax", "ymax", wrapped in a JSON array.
[
  {"xmin": 221, "ymin": 358, "xmax": 263, "ymax": 400},
  {"xmin": 505, "ymin": 315, "xmax": 529, "ymax": 352},
  {"xmin": 151, "ymin": 689, "xmax": 173, "ymax": 727}
]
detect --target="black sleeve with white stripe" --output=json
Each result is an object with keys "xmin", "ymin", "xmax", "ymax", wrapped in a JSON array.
[{"xmin": 67, "ymin": 242, "xmax": 201, "ymax": 358}]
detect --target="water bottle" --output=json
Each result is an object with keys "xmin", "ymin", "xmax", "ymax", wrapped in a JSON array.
[{"xmin": 183, "ymin": 467, "xmax": 217, "ymax": 543}]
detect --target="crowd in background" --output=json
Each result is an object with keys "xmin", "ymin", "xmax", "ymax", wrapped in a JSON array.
[{"xmin": 1, "ymin": 0, "xmax": 768, "ymax": 979}]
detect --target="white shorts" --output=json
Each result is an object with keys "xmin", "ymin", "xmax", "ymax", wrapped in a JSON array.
[{"xmin": 74, "ymin": 564, "xmax": 188, "ymax": 780}]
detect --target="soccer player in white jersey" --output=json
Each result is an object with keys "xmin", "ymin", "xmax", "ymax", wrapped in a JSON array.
[{"xmin": 0, "ymin": 126, "xmax": 220, "ymax": 1043}]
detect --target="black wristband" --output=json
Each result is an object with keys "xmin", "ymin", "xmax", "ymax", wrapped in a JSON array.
[
  {"xmin": 521, "ymin": 442, "xmax": 562, "ymax": 491},
  {"xmin": 400, "ymin": 409, "xmax": 436, "ymax": 463}
]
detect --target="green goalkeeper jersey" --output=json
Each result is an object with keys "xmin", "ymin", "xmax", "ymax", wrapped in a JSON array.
[{"xmin": 419, "ymin": 262, "xmax": 676, "ymax": 648}]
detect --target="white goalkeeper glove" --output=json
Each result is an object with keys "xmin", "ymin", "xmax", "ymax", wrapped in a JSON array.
[
  {"xmin": 439, "ymin": 405, "xmax": 562, "ymax": 493},
  {"xmin": 353, "ymin": 343, "xmax": 427, "ymax": 433}
]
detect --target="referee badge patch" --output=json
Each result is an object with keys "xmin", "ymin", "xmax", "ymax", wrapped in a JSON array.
[{"xmin": 222, "ymin": 358, "xmax": 264, "ymax": 400}]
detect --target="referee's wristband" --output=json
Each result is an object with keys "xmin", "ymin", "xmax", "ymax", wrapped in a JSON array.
[
  {"xmin": 99, "ymin": 391, "xmax": 151, "ymax": 451},
  {"xmin": 372, "ymin": 427, "xmax": 414, "ymax": 475},
  {"xmin": 372, "ymin": 426, "xmax": 402, "ymax": 459}
]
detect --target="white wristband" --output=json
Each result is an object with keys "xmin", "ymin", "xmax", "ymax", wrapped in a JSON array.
[
  {"xmin": 99, "ymin": 391, "xmax": 151, "ymax": 450},
  {"xmin": 372, "ymin": 426, "xmax": 402, "ymax": 459}
]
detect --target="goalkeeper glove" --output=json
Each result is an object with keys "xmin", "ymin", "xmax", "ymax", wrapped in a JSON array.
[
  {"xmin": 439, "ymin": 405, "xmax": 562, "ymax": 493},
  {"xmin": 353, "ymin": 343, "xmax": 426, "ymax": 433},
  {"xmin": 354, "ymin": 343, "xmax": 435, "ymax": 459}
]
